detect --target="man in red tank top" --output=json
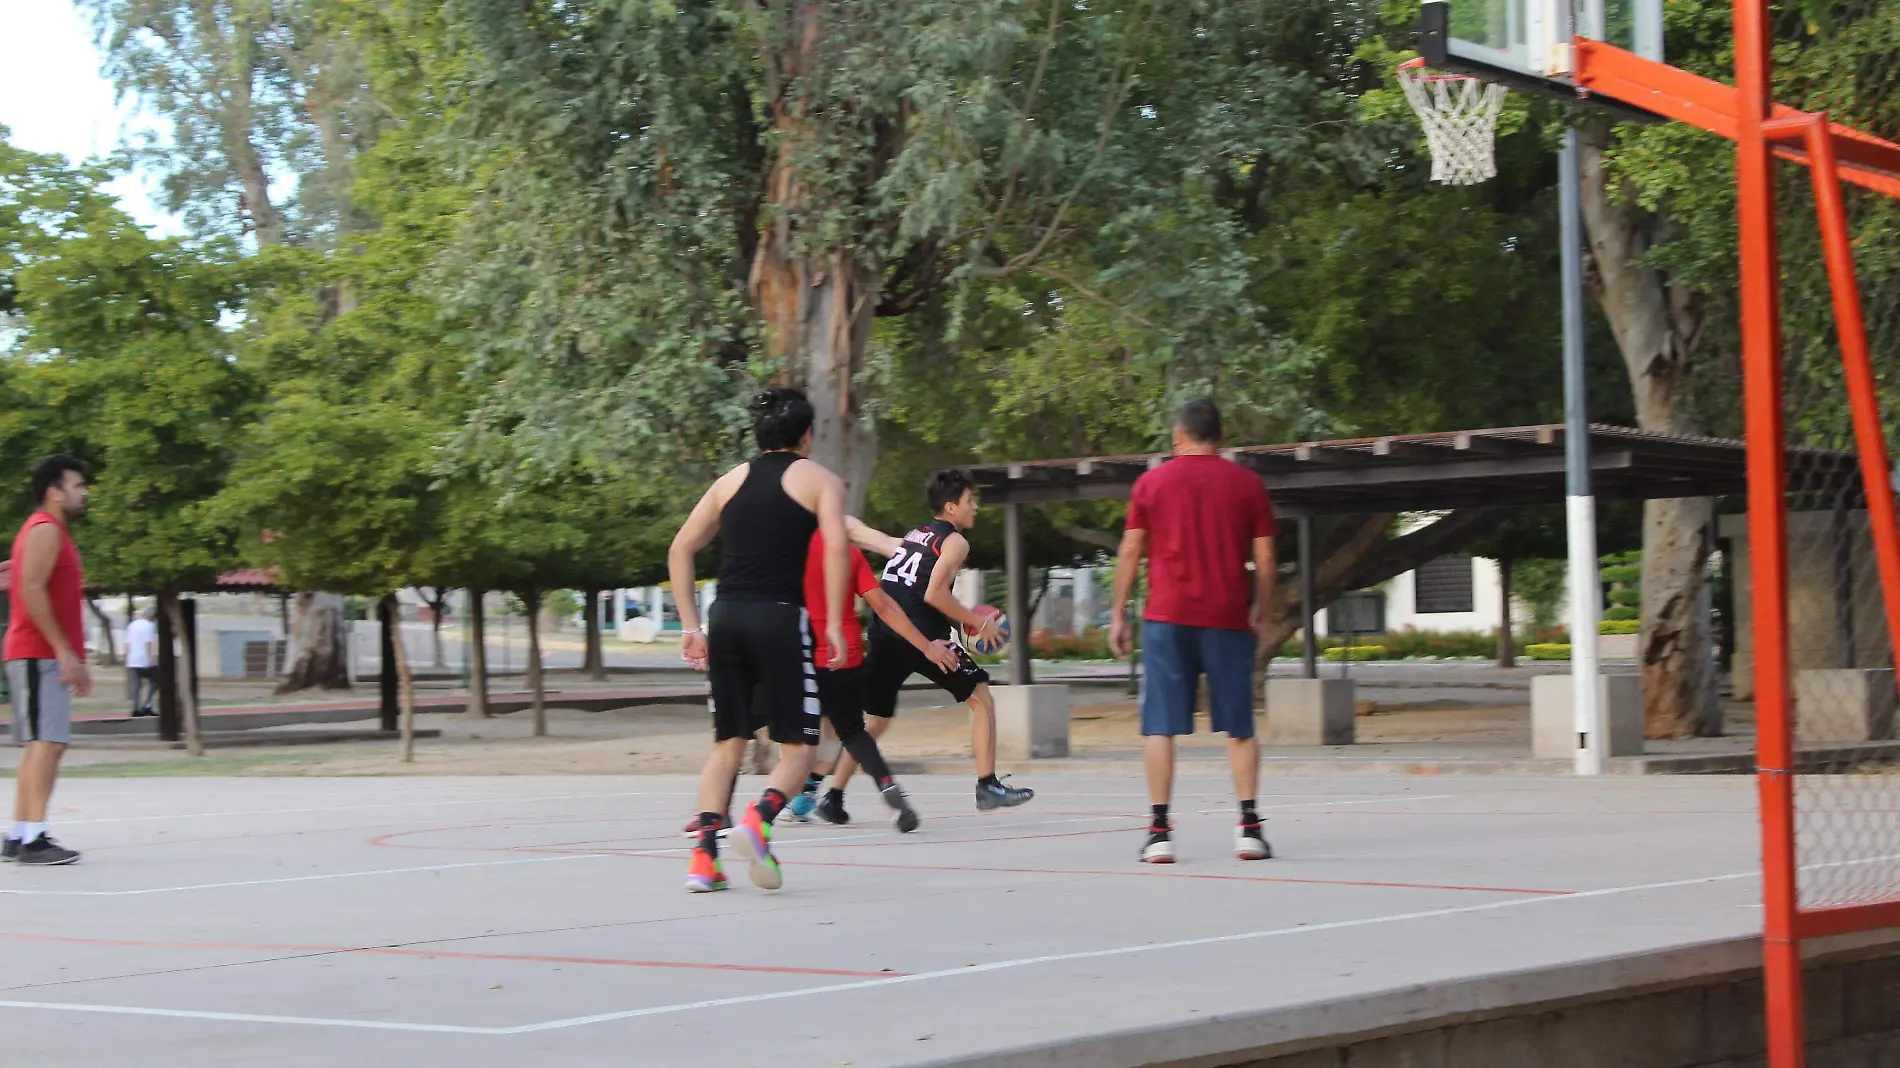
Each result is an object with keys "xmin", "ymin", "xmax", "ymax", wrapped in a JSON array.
[{"xmin": 3, "ymin": 455, "xmax": 92, "ymax": 866}]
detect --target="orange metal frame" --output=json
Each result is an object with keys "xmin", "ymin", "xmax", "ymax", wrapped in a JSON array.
[{"xmin": 1566, "ymin": 15, "xmax": 1900, "ymax": 1068}]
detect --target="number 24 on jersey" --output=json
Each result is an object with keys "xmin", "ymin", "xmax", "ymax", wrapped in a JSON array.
[{"xmin": 882, "ymin": 547, "xmax": 925, "ymax": 587}]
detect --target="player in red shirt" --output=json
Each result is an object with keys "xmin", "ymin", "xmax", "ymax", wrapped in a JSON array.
[
  {"xmin": 784, "ymin": 528, "xmax": 961, "ymax": 831},
  {"xmin": 4, "ymin": 455, "xmax": 93, "ymax": 866},
  {"xmin": 1108, "ymin": 399, "xmax": 1278, "ymax": 865}
]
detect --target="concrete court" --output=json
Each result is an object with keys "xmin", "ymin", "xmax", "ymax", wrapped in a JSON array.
[{"xmin": 0, "ymin": 772, "xmax": 1771, "ymax": 1068}]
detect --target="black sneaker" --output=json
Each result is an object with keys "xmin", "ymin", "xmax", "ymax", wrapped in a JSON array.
[
  {"xmin": 1235, "ymin": 823, "xmax": 1273, "ymax": 861},
  {"xmin": 1140, "ymin": 827, "xmax": 1175, "ymax": 864},
  {"xmin": 16, "ymin": 835, "xmax": 79, "ymax": 866},
  {"xmin": 881, "ymin": 783, "xmax": 920, "ymax": 833},
  {"xmin": 976, "ymin": 777, "xmax": 1034, "ymax": 811},
  {"xmin": 1, "ymin": 838, "xmax": 19, "ymax": 863},
  {"xmin": 814, "ymin": 792, "xmax": 850, "ymax": 825}
]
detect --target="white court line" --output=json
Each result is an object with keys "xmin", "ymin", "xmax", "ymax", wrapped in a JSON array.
[
  {"xmin": 55, "ymin": 791, "xmax": 664, "ymax": 826},
  {"xmin": 0, "ymin": 867, "xmax": 1759, "ymax": 1036},
  {"xmin": 3, "ymin": 799, "xmax": 1466, "ymax": 897},
  {"xmin": 0, "ymin": 853, "xmax": 614, "ymax": 897}
]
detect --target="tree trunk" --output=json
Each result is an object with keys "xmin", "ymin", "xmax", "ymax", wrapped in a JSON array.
[
  {"xmin": 582, "ymin": 587, "xmax": 606, "ymax": 681},
  {"xmin": 279, "ymin": 592, "xmax": 351, "ymax": 693},
  {"xmin": 390, "ymin": 600, "xmax": 417, "ymax": 763},
  {"xmin": 524, "ymin": 590, "xmax": 546, "ymax": 737},
  {"xmin": 751, "ymin": 6, "xmax": 885, "ymax": 512},
  {"xmin": 1497, "ymin": 554, "xmax": 1517, "ymax": 669},
  {"xmin": 1579, "ymin": 125, "xmax": 1721, "ymax": 738},
  {"xmin": 466, "ymin": 588, "xmax": 490, "ymax": 720},
  {"xmin": 425, "ymin": 588, "xmax": 447, "ymax": 668},
  {"xmin": 87, "ymin": 596, "xmax": 117, "ymax": 667},
  {"xmin": 162, "ymin": 593, "xmax": 204, "ymax": 758}
]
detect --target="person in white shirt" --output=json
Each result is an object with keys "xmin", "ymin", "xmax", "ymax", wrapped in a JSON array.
[{"xmin": 124, "ymin": 607, "xmax": 159, "ymax": 718}]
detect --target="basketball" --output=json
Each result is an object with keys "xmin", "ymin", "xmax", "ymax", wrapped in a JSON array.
[{"xmin": 965, "ymin": 604, "xmax": 1010, "ymax": 657}]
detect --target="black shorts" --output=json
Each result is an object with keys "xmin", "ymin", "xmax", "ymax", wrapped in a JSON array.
[
  {"xmin": 706, "ymin": 599, "xmax": 822, "ymax": 745},
  {"xmin": 863, "ymin": 622, "xmax": 989, "ymax": 719},
  {"xmin": 816, "ymin": 665, "xmax": 866, "ymax": 739}
]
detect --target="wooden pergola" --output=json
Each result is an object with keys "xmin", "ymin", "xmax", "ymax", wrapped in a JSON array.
[{"xmin": 960, "ymin": 424, "xmax": 1861, "ymax": 683}]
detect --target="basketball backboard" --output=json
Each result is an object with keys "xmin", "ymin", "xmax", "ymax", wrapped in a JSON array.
[{"xmin": 1420, "ymin": 0, "xmax": 1663, "ymax": 92}]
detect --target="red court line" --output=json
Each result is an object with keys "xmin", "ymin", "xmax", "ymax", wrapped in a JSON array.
[{"xmin": 0, "ymin": 931, "xmax": 903, "ymax": 979}]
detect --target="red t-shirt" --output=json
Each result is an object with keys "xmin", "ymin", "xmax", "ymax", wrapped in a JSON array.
[
  {"xmin": 803, "ymin": 530, "xmax": 880, "ymax": 669},
  {"xmin": 1126, "ymin": 454, "xmax": 1278, "ymax": 632},
  {"xmin": 5, "ymin": 512, "xmax": 87, "ymax": 662}
]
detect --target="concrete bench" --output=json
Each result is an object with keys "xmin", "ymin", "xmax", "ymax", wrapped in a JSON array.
[
  {"xmin": 992, "ymin": 684, "xmax": 1070, "ymax": 759},
  {"xmin": 1263, "ymin": 677, "xmax": 1356, "ymax": 746},
  {"xmin": 1794, "ymin": 667, "xmax": 1896, "ymax": 743},
  {"xmin": 1531, "ymin": 673, "xmax": 1644, "ymax": 759}
]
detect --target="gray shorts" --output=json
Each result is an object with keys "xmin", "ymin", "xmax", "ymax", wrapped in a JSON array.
[{"xmin": 5, "ymin": 660, "xmax": 73, "ymax": 745}]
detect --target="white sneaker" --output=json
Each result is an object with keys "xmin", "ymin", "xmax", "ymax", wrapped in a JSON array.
[
  {"xmin": 1235, "ymin": 826, "xmax": 1272, "ymax": 861},
  {"xmin": 1140, "ymin": 832, "xmax": 1176, "ymax": 864}
]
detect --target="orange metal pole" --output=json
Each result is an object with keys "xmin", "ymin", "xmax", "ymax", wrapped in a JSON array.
[
  {"xmin": 1803, "ymin": 117, "xmax": 1900, "ymax": 683},
  {"xmin": 1733, "ymin": 1, "xmax": 1805, "ymax": 1065}
]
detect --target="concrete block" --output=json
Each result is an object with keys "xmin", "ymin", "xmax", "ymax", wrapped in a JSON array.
[
  {"xmin": 1842, "ymin": 954, "xmax": 1900, "ymax": 1037},
  {"xmin": 1247, "ymin": 1050, "xmax": 1341, "ymax": 1068},
  {"xmin": 1794, "ymin": 669, "xmax": 1897, "ymax": 744},
  {"xmin": 1702, "ymin": 977, "xmax": 1768, "ymax": 1062},
  {"xmin": 1441, "ymin": 1013, "xmax": 1545, "ymax": 1068},
  {"xmin": 991, "ymin": 685, "xmax": 1069, "ymax": 760},
  {"xmin": 1264, "ymin": 678, "xmax": 1355, "ymax": 746},
  {"xmin": 1546, "ymin": 988, "xmax": 1703, "ymax": 1068},
  {"xmin": 1531, "ymin": 673, "xmax": 1644, "ymax": 759},
  {"xmin": 1337, "ymin": 1031, "xmax": 1446, "ymax": 1068}
]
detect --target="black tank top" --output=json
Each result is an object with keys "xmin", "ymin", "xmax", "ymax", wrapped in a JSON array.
[
  {"xmin": 716, "ymin": 452, "xmax": 818, "ymax": 603},
  {"xmin": 878, "ymin": 518, "xmax": 957, "ymax": 640}
]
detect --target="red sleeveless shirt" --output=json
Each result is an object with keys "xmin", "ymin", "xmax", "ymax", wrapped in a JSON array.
[{"xmin": 5, "ymin": 512, "xmax": 86, "ymax": 662}]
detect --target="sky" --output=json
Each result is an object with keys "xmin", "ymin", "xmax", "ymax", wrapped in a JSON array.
[{"xmin": 0, "ymin": 0, "xmax": 181, "ymax": 234}]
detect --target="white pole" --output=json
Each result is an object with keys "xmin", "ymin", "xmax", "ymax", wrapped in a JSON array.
[{"xmin": 1560, "ymin": 127, "xmax": 1606, "ymax": 775}]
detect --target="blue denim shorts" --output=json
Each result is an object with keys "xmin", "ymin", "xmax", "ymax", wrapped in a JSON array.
[{"xmin": 1139, "ymin": 621, "xmax": 1256, "ymax": 738}]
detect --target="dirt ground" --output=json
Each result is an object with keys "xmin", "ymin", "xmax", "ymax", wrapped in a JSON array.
[{"xmin": 35, "ymin": 694, "xmax": 1552, "ymax": 778}]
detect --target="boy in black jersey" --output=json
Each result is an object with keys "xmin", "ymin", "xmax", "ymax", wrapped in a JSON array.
[{"xmin": 825, "ymin": 470, "xmax": 1035, "ymax": 815}]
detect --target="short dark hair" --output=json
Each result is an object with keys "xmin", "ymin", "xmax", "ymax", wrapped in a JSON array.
[
  {"xmin": 927, "ymin": 469, "xmax": 975, "ymax": 515},
  {"xmin": 29, "ymin": 454, "xmax": 88, "ymax": 506},
  {"xmin": 752, "ymin": 388, "xmax": 815, "ymax": 452},
  {"xmin": 1176, "ymin": 397, "xmax": 1223, "ymax": 445}
]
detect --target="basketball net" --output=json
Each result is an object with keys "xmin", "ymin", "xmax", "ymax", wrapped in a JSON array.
[{"xmin": 1398, "ymin": 58, "xmax": 1508, "ymax": 185}]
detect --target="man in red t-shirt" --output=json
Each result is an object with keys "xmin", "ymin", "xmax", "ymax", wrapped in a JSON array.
[
  {"xmin": 4, "ymin": 455, "xmax": 93, "ymax": 867},
  {"xmin": 1109, "ymin": 399, "xmax": 1277, "ymax": 865},
  {"xmin": 790, "ymin": 528, "xmax": 959, "ymax": 831}
]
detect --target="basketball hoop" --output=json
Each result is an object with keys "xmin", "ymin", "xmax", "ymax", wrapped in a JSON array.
[{"xmin": 1398, "ymin": 58, "xmax": 1508, "ymax": 185}]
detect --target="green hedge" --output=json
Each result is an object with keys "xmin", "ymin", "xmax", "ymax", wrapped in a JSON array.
[
  {"xmin": 1599, "ymin": 619, "xmax": 1639, "ymax": 635},
  {"xmin": 1528, "ymin": 643, "xmax": 1571, "ymax": 660}
]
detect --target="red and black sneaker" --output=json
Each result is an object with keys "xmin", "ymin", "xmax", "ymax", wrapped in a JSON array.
[
  {"xmin": 681, "ymin": 812, "xmax": 732, "ymax": 839},
  {"xmin": 1235, "ymin": 822, "xmax": 1272, "ymax": 861},
  {"xmin": 1139, "ymin": 825, "xmax": 1175, "ymax": 864}
]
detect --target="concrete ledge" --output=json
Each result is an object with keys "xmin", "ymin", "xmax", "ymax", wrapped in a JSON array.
[
  {"xmin": 1531, "ymin": 673, "xmax": 1644, "ymax": 759},
  {"xmin": 913, "ymin": 927, "xmax": 1900, "ymax": 1068},
  {"xmin": 992, "ymin": 685, "xmax": 1070, "ymax": 760},
  {"xmin": 1264, "ymin": 678, "xmax": 1355, "ymax": 746}
]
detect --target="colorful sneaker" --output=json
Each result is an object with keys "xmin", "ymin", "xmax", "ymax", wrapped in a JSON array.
[
  {"xmin": 1, "ymin": 837, "xmax": 19, "ymax": 863},
  {"xmin": 684, "ymin": 848, "xmax": 727, "ymax": 893},
  {"xmin": 881, "ymin": 783, "xmax": 920, "ymax": 834},
  {"xmin": 787, "ymin": 786, "xmax": 820, "ymax": 823},
  {"xmin": 1139, "ymin": 828, "xmax": 1175, "ymax": 864},
  {"xmin": 976, "ymin": 776, "xmax": 1035, "ymax": 811},
  {"xmin": 1235, "ymin": 823, "xmax": 1273, "ymax": 861},
  {"xmin": 814, "ymin": 792, "xmax": 850, "ymax": 825},
  {"xmin": 730, "ymin": 804, "xmax": 784, "ymax": 890}
]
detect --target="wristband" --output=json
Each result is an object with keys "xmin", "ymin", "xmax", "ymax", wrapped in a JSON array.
[{"xmin": 681, "ymin": 627, "xmax": 704, "ymax": 636}]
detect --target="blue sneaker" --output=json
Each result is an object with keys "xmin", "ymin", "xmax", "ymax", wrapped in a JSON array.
[{"xmin": 787, "ymin": 785, "xmax": 820, "ymax": 823}]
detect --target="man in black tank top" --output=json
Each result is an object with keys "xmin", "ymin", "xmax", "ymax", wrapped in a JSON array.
[
  {"xmin": 829, "ymin": 470, "xmax": 1034, "ymax": 814},
  {"xmin": 667, "ymin": 388, "xmax": 850, "ymax": 894}
]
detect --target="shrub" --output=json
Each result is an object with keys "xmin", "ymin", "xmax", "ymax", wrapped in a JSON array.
[
  {"xmin": 1599, "ymin": 619, "xmax": 1639, "ymax": 635},
  {"xmin": 1603, "ymin": 605, "xmax": 1640, "ymax": 621},
  {"xmin": 1527, "ymin": 643, "xmax": 1571, "ymax": 660},
  {"xmin": 1599, "ymin": 564, "xmax": 1642, "ymax": 586},
  {"xmin": 1323, "ymin": 644, "xmax": 1388, "ymax": 662},
  {"xmin": 1607, "ymin": 588, "xmax": 1641, "ymax": 607},
  {"xmin": 1030, "ymin": 627, "xmax": 1114, "ymax": 661}
]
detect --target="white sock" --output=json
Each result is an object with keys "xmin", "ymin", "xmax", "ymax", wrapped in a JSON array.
[
  {"xmin": 21, "ymin": 822, "xmax": 46, "ymax": 843},
  {"xmin": 5, "ymin": 822, "xmax": 23, "ymax": 842}
]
